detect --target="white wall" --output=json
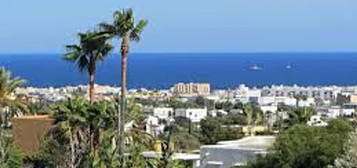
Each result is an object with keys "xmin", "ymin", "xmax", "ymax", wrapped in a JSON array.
[
  {"xmin": 175, "ymin": 108, "xmax": 207, "ymax": 122},
  {"xmin": 153, "ymin": 107, "xmax": 174, "ymax": 119}
]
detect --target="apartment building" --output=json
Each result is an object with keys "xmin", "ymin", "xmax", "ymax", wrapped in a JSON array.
[{"xmin": 172, "ymin": 83, "xmax": 210, "ymax": 96}]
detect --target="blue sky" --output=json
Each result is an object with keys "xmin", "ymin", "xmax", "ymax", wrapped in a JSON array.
[{"xmin": 0, "ymin": 0, "xmax": 356, "ymax": 53}]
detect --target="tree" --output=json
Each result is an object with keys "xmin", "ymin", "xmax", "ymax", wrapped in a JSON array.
[
  {"xmin": 293, "ymin": 94, "xmax": 307, "ymax": 107},
  {"xmin": 194, "ymin": 96, "xmax": 206, "ymax": 107},
  {"xmin": 52, "ymin": 98, "xmax": 91, "ymax": 168},
  {"xmin": 63, "ymin": 31, "xmax": 113, "ymax": 103},
  {"xmin": 87, "ymin": 100, "xmax": 117, "ymax": 155},
  {"xmin": 243, "ymin": 104, "xmax": 265, "ymax": 132},
  {"xmin": 199, "ymin": 117, "xmax": 243, "ymax": 144},
  {"xmin": 0, "ymin": 134, "xmax": 24, "ymax": 168},
  {"xmin": 288, "ymin": 107, "xmax": 316, "ymax": 125},
  {"xmin": 329, "ymin": 129, "xmax": 357, "ymax": 168},
  {"xmin": 243, "ymin": 104, "xmax": 254, "ymax": 126},
  {"xmin": 246, "ymin": 119, "xmax": 353, "ymax": 168},
  {"xmin": 100, "ymin": 8, "xmax": 148, "ymax": 160},
  {"xmin": 51, "ymin": 97, "xmax": 120, "ymax": 167},
  {"xmin": 174, "ymin": 116, "xmax": 191, "ymax": 129},
  {"xmin": 155, "ymin": 125, "xmax": 187, "ymax": 168},
  {"xmin": 0, "ymin": 67, "xmax": 27, "ymax": 131},
  {"xmin": 215, "ymin": 101, "xmax": 234, "ymax": 111}
]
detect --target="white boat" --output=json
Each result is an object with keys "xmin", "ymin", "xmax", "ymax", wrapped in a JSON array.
[{"xmin": 249, "ymin": 64, "xmax": 262, "ymax": 71}]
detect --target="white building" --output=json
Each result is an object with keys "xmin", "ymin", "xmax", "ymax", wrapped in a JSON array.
[
  {"xmin": 319, "ymin": 107, "xmax": 355, "ymax": 118},
  {"xmin": 341, "ymin": 108, "xmax": 355, "ymax": 116},
  {"xmin": 175, "ymin": 108, "xmax": 207, "ymax": 122},
  {"xmin": 151, "ymin": 107, "xmax": 174, "ymax": 120},
  {"xmin": 259, "ymin": 96, "xmax": 297, "ymax": 106},
  {"xmin": 171, "ymin": 83, "xmax": 210, "ymax": 96},
  {"xmin": 145, "ymin": 116, "xmax": 164, "ymax": 136},
  {"xmin": 262, "ymin": 85, "xmax": 341, "ymax": 100},
  {"xmin": 318, "ymin": 106, "xmax": 344, "ymax": 118},
  {"xmin": 260, "ymin": 105, "xmax": 278, "ymax": 114},
  {"xmin": 234, "ymin": 84, "xmax": 261, "ymax": 104}
]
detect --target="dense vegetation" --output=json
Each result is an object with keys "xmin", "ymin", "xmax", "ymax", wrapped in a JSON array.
[{"xmin": 244, "ymin": 119, "xmax": 354, "ymax": 168}]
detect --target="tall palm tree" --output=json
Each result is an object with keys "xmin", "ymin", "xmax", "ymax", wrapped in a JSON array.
[
  {"xmin": 63, "ymin": 31, "xmax": 113, "ymax": 103},
  {"xmin": 99, "ymin": 8, "xmax": 148, "ymax": 158}
]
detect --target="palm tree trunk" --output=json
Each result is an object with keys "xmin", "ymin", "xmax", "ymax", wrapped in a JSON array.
[
  {"xmin": 118, "ymin": 37, "xmax": 129, "ymax": 164},
  {"xmin": 89, "ymin": 73, "xmax": 95, "ymax": 103}
]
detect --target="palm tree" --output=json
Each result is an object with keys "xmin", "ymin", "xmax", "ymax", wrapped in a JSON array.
[
  {"xmin": 63, "ymin": 31, "xmax": 113, "ymax": 103},
  {"xmin": 294, "ymin": 94, "xmax": 307, "ymax": 107},
  {"xmin": 243, "ymin": 104, "xmax": 254, "ymax": 126},
  {"xmin": 53, "ymin": 98, "xmax": 91, "ymax": 168},
  {"xmin": 243, "ymin": 104, "xmax": 265, "ymax": 135},
  {"xmin": 99, "ymin": 8, "xmax": 148, "ymax": 158},
  {"xmin": 87, "ymin": 100, "xmax": 117, "ymax": 154},
  {"xmin": 288, "ymin": 107, "xmax": 316, "ymax": 125},
  {"xmin": 0, "ymin": 67, "xmax": 27, "ymax": 130}
]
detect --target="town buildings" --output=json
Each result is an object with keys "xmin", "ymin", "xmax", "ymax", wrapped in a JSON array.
[{"xmin": 15, "ymin": 83, "xmax": 356, "ymax": 124}]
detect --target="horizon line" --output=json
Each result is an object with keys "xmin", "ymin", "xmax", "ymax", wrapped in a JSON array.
[{"xmin": 1, "ymin": 51, "xmax": 357, "ymax": 55}]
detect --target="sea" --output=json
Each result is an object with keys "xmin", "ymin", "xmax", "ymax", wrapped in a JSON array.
[{"xmin": 0, "ymin": 53, "xmax": 357, "ymax": 89}]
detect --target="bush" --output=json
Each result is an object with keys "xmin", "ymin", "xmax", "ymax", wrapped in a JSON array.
[
  {"xmin": 0, "ymin": 135, "xmax": 24, "ymax": 168},
  {"xmin": 199, "ymin": 117, "xmax": 244, "ymax": 144},
  {"xmin": 246, "ymin": 119, "xmax": 353, "ymax": 168}
]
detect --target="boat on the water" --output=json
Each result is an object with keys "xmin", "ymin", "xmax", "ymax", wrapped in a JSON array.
[
  {"xmin": 286, "ymin": 64, "xmax": 292, "ymax": 69},
  {"xmin": 248, "ymin": 64, "xmax": 262, "ymax": 71}
]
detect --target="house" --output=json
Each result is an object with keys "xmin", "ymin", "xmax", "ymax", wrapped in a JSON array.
[
  {"xmin": 145, "ymin": 116, "xmax": 164, "ymax": 136},
  {"xmin": 260, "ymin": 105, "xmax": 278, "ymax": 114},
  {"xmin": 151, "ymin": 107, "xmax": 174, "ymax": 120},
  {"xmin": 175, "ymin": 108, "xmax": 207, "ymax": 122}
]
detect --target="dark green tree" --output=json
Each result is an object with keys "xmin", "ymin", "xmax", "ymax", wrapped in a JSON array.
[
  {"xmin": 63, "ymin": 31, "xmax": 113, "ymax": 103},
  {"xmin": 199, "ymin": 117, "xmax": 243, "ymax": 144}
]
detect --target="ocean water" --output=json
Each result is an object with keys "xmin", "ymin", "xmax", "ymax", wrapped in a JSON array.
[{"xmin": 0, "ymin": 53, "xmax": 357, "ymax": 89}]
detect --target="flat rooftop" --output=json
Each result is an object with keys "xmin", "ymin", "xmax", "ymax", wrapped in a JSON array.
[
  {"xmin": 127, "ymin": 151, "xmax": 200, "ymax": 160},
  {"xmin": 202, "ymin": 136, "xmax": 276, "ymax": 151}
]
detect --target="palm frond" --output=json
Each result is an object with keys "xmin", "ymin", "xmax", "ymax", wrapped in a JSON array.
[
  {"xmin": 0, "ymin": 67, "xmax": 25, "ymax": 99},
  {"xmin": 130, "ymin": 19, "xmax": 148, "ymax": 42},
  {"xmin": 77, "ymin": 55, "xmax": 89, "ymax": 72},
  {"xmin": 63, "ymin": 45, "xmax": 82, "ymax": 62},
  {"xmin": 64, "ymin": 31, "xmax": 112, "ymax": 74}
]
